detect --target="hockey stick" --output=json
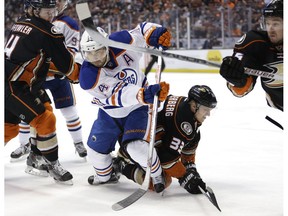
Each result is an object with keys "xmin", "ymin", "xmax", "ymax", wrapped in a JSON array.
[
  {"xmin": 76, "ymin": 1, "xmax": 282, "ymax": 81},
  {"xmin": 265, "ymin": 115, "xmax": 283, "ymax": 130},
  {"xmin": 112, "ymin": 49, "xmax": 164, "ymax": 211},
  {"xmin": 244, "ymin": 67, "xmax": 282, "ymax": 81},
  {"xmin": 198, "ymin": 185, "xmax": 221, "ymax": 212}
]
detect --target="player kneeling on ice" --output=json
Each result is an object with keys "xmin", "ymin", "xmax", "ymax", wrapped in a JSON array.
[
  {"xmin": 113, "ymin": 85, "xmax": 217, "ymax": 194},
  {"xmin": 79, "ymin": 23, "xmax": 171, "ymax": 193}
]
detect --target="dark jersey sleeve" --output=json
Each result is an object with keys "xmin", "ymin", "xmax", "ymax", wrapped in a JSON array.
[{"xmin": 38, "ymin": 19, "xmax": 75, "ymax": 75}]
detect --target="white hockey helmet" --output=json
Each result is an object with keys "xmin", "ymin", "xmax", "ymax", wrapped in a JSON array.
[{"xmin": 80, "ymin": 28, "xmax": 109, "ymax": 67}]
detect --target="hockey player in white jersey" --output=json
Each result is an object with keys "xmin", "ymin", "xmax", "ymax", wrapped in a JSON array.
[
  {"xmin": 79, "ymin": 23, "xmax": 171, "ymax": 192},
  {"xmin": 10, "ymin": 0, "xmax": 87, "ymax": 163}
]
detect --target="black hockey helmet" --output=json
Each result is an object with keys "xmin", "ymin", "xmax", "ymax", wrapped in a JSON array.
[
  {"xmin": 187, "ymin": 85, "xmax": 217, "ymax": 108},
  {"xmin": 263, "ymin": 0, "xmax": 283, "ymax": 18},
  {"xmin": 24, "ymin": 0, "xmax": 56, "ymax": 9}
]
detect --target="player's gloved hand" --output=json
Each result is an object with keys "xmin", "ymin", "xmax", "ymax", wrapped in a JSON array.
[
  {"xmin": 137, "ymin": 81, "xmax": 170, "ymax": 105},
  {"xmin": 220, "ymin": 56, "xmax": 248, "ymax": 87},
  {"xmin": 178, "ymin": 162, "xmax": 206, "ymax": 194},
  {"xmin": 145, "ymin": 26, "xmax": 171, "ymax": 50}
]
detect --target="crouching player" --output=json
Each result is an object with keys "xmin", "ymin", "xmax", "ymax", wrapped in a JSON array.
[{"xmin": 114, "ymin": 85, "xmax": 217, "ymax": 194}]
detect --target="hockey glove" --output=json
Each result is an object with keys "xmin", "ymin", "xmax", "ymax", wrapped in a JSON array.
[
  {"xmin": 144, "ymin": 26, "xmax": 171, "ymax": 50},
  {"xmin": 137, "ymin": 81, "xmax": 170, "ymax": 105},
  {"xmin": 179, "ymin": 163, "xmax": 206, "ymax": 194},
  {"xmin": 220, "ymin": 56, "xmax": 248, "ymax": 87}
]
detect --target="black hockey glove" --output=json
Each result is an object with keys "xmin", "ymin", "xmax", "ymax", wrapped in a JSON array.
[
  {"xmin": 220, "ymin": 56, "xmax": 247, "ymax": 87},
  {"xmin": 178, "ymin": 163, "xmax": 206, "ymax": 194}
]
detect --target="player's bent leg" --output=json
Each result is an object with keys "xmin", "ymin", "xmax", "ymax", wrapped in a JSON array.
[{"xmin": 125, "ymin": 140, "xmax": 165, "ymax": 193}]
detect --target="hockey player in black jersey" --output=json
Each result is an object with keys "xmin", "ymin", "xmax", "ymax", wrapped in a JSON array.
[
  {"xmin": 4, "ymin": 0, "xmax": 79, "ymax": 183},
  {"xmin": 113, "ymin": 85, "xmax": 217, "ymax": 194},
  {"xmin": 220, "ymin": 0, "xmax": 283, "ymax": 111}
]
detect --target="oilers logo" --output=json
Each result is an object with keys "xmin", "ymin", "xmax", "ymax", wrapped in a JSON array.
[
  {"xmin": 91, "ymin": 97, "xmax": 105, "ymax": 106},
  {"xmin": 114, "ymin": 68, "xmax": 138, "ymax": 85}
]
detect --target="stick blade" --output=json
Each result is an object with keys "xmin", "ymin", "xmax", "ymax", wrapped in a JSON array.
[
  {"xmin": 75, "ymin": 1, "xmax": 91, "ymax": 21},
  {"xmin": 112, "ymin": 188, "xmax": 147, "ymax": 211},
  {"xmin": 206, "ymin": 187, "xmax": 221, "ymax": 212},
  {"xmin": 198, "ymin": 186, "xmax": 221, "ymax": 212}
]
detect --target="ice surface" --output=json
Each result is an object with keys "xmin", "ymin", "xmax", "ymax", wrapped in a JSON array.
[{"xmin": 4, "ymin": 73, "xmax": 285, "ymax": 216}]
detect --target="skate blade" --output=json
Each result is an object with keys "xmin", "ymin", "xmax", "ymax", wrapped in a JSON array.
[
  {"xmin": 10, "ymin": 156, "xmax": 27, "ymax": 163},
  {"xmin": 53, "ymin": 178, "xmax": 73, "ymax": 186},
  {"xmin": 25, "ymin": 166, "xmax": 49, "ymax": 177},
  {"xmin": 79, "ymin": 156, "xmax": 87, "ymax": 162}
]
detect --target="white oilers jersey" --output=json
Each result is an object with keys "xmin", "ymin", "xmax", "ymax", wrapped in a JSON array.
[
  {"xmin": 52, "ymin": 14, "xmax": 80, "ymax": 52},
  {"xmin": 80, "ymin": 22, "xmax": 161, "ymax": 118},
  {"xmin": 47, "ymin": 14, "xmax": 82, "ymax": 80}
]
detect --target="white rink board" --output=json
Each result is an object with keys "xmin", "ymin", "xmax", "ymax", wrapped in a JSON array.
[{"xmin": 140, "ymin": 49, "xmax": 234, "ymax": 72}]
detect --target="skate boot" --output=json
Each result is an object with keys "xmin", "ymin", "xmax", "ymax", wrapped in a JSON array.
[
  {"xmin": 88, "ymin": 170, "xmax": 119, "ymax": 185},
  {"xmin": 74, "ymin": 142, "xmax": 87, "ymax": 158},
  {"xmin": 46, "ymin": 160, "xmax": 73, "ymax": 185},
  {"xmin": 10, "ymin": 143, "xmax": 30, "ymax": 161},
  {"xmin": 25, "ymin": 151, "xmax": 49, "ymax": 177},
  {"xmin": 152, "ymin": 173, "xmax": 165, "ymax": 193},
  {"xmin": 112, "ymin": 156, "xmax": 128, "ymax": 178}
]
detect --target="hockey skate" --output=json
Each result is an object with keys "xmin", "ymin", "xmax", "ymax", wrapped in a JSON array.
[
  {"xmin": 25, "ymin": 151, "xmax": 49, "ymax": 177},
  {"xmin": 74, "ymin": 142, "xmax": 87, "ymax": 158},
  {"xmin": 88, "ymin": 170, "xmax": 119, "ymax": 185},
  {"xmin": 10, "ymin": 143, "xmax": 30, "ymax": 162},
  {"xmin": 46, "ymin": 160, "xmax": 73, "ymax": 185},
  {"xmin": 152, "ymin": 174, "xmax": 165, "ymax": 193},
  {"xmin": 112, "ymin": 156, "xmax": 128, "ymax": 178}
]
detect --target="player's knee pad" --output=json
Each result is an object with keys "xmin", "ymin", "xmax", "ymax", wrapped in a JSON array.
[
  {"xmin": 29, "ymin": 109, "xmax": 56, "ymax": 136},
  {"xmin": 5, "ymin": 123, "xmax": 19, "ymax": 143}
]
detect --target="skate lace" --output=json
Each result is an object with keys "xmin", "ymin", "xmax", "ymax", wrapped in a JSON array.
[
  {"xmin": 52, "ymin": 161, "xmax": 67, "ymax": 176},
  {"xmin": 13, "ymin": 144, "xmax": 29, "ymax": 154}
]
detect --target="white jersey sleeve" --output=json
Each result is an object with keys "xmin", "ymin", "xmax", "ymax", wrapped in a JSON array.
[{"xmin": 52, "ymin": 15, "xmax": 80, "ymax": 52}]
